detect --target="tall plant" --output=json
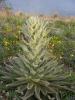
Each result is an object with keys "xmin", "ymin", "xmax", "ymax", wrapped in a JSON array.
[{"xmin": 0, "ymin": 17, "xmax": 75, "ymax": 100}]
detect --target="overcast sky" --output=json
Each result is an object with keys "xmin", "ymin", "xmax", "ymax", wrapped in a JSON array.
[{"xmin": 8, "ymin": 0, "xmax": 75, "ymax": 16}]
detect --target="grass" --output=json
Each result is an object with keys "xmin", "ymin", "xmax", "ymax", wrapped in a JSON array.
[{"xmin": 0, "ymin": 11, "xmax": 75, "ymax": 100}]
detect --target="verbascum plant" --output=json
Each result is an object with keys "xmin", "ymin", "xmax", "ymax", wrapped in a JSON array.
[{"xmin": 0, "ymin": 17, "xmax": 75, "ymax": 100}]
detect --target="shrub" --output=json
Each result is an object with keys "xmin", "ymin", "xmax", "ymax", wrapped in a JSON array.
[
  {"xmin": 0, "ymin": 33, "xmax": 20, "ymax": 63},
  {"xmin": 48, "ymin": 21, "xmax": 75, "ymax": 69},
  {"xmin": 0, "ymin": 15, "xmax": 25, "ymax": 63}
]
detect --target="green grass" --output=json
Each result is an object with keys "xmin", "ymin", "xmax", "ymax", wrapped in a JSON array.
[{"xmin": 0, "ymin": 16, "xmax": 75, "ymax": 100}]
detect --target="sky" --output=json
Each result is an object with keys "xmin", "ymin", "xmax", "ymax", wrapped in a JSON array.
[{"xmin": 7, "ymin": 0, "xmax": 75, "ymax": 16}]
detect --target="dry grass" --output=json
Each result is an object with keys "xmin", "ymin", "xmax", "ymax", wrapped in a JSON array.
[{"xmin": 0, "ymin": 10, "xmax": 75, "ymax": 21}]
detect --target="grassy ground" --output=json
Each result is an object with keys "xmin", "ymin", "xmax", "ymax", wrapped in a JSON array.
[{"xmin": 0, "ymin": 11, "xmax": 75, "ymax": 100}]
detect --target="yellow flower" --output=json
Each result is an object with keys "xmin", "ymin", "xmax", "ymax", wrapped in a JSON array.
[
  {"xmin": 58, "ymin": 41, "xmax": 61, "ymax": 44},
  {"xmin": 60, "ymin": 56, "xmax": 63, "ymax": 59},
  {"xmin": 17, "ymin": 25, "xmax": 20, "ymax": 29},
  {"xmin": 4, "ymin": 41, "xmax": 9, "ymax": 46},
  {"xmin": 70, "ymin": 54, "xmax": 74, "ymax": 57},
  {"xmin": 52, "ymin": 44, "xmax": 55, "ymax": 47},
  {"xmin": 3, "ymin": 39, "xmax": 9, "ymax": 46}
]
